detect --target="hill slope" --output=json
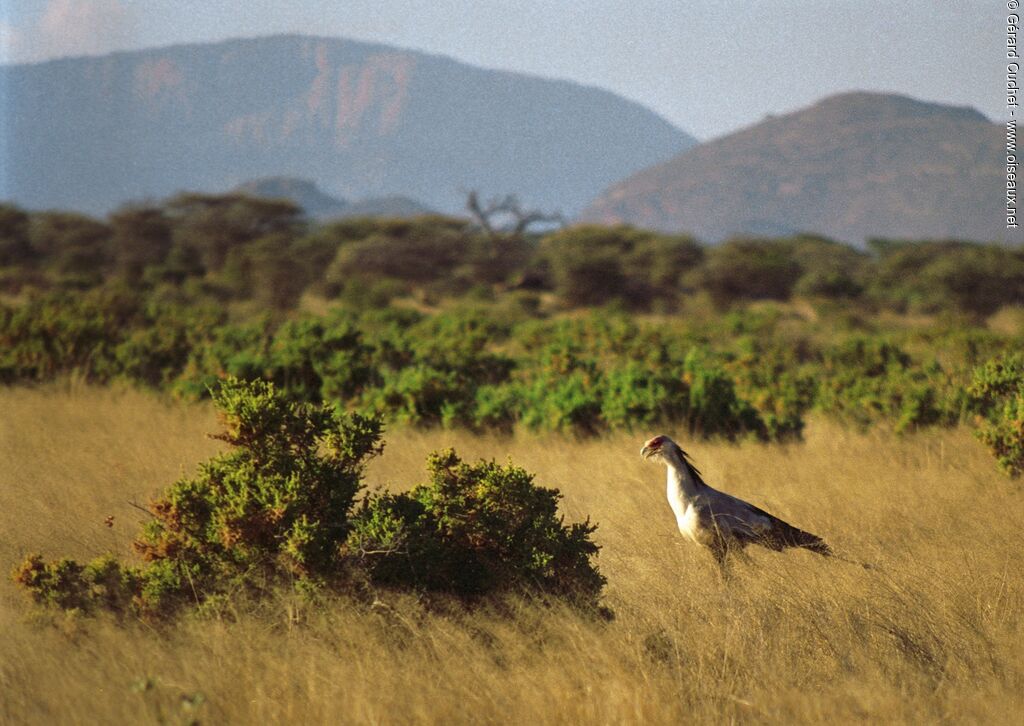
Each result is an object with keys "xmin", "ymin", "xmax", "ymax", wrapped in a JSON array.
[
  {"xmin": 581, "ymin": 92, "xmax": 1006, "ymax": 244},
  {"xmin": 0, "ymin": 34, "xmax": 692, "ymax": 216},
  {"xmin": 233, "ymin": 176, "xmax": 434, "ymax": 219},
  {"xmin": 234, "ymin": 177, "xmax": 350, "ymax": 218}
]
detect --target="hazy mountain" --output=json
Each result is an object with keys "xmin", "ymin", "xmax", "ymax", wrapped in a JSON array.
[
  {"xmin": 0, "ymin": 34, "xmax": 693, "ymax": 216},
  {"xmin": 581, "ymin": 92, "xmax": 1007, "ymax": 244},
  {"xmin": 235, "ymin": 177, "xmax": 349, "ymax": 218},
  {"xmin": 341, "ymin": 195, "xmax": 434, "ymax": 219},
  {"xmin": 233, "ymin": 176, "xmax": 434, "ymax": 219}
]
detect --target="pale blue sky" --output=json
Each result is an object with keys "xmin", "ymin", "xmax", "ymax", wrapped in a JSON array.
[{"xmin": 0, "ymin": 1, "xmax": 1000, "ymax": 139}]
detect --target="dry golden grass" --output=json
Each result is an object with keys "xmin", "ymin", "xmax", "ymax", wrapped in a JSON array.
[{"xmin": 1, "ymin": 385, "xmax": 1022, "ymax": 725}]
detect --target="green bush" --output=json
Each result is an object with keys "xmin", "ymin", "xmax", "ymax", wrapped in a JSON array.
[
  {"xmin": 29, "ymin": 211, "xmax": 113, "ymax": 288},
  {"xmin": 165, "ymin": 193, "xmax": 304, "ymax": 274},
  {"xmin": 789, "ymin": 235, "xmax": 868, "ymax": 301},
  {"xmin": 267, "ymin": 315, "xmax": 375, "ymax": 403},
  {"xmin": 0, "ymin": 287, "xmax": 143, "ymax": 383},
  {"xmin": 171, "ymin": 321, "xmax": 273, "ymax": 398},
  {"xmin": 113, "ymin": 302, "xmax": 225, "ymax": 388},
  {"xmin": 867, "ymin": 241, "xmax": 1024, "ymax": 316},
  {"xmin": 727, "ymin": 343, "xmax": 814, "ymax": 441},
  {"xmin": 517, "ymin": 370, "xmax": 604, "ymax": 435},
  {"xmin": 471, "ymin": 383, "xmax": 521, "ymax": 433},
  {"xmin": 347, "ymin": 449, "xmax": 604, "ymax": 604},
  {"xmin": 697, "ymin": 238, "xmax": 803, "ymax": 308},
  {"xmin": 969, "ymin": 353, "xmax": 1024, "ymax": 477},
  {"xmin": 15, "ymin": 377, "xmax": 384, "ymax": 617},
  {"xmin": 814, "ymin": 338, "xmax": 956, "ymax": 432},
  {"xmin": 682, "ymin": 349, "xmax": 766, "ymax": 439},
  {"xmin": 599, "ymin": 362, "xmax": 688, "ymax": 431},
  {"xmin": 355, "ymin": 311, "xmax": 515, "ymax": 429},
  {"xmin": 541, "ymin": 225, "xmax": 702, "ymax": 309},
  {"xmin": 323, "ymin": 216, "xmax": 474, "ymax": 291},
  {"xmin": 360, "ymin": 364, "xmax": 470, "ymax": 427},
  {"xmin": 14, "ymin": 378, "xmax": 606, "ymax": 617},
  {"xmin": 13, "ymin": 555, "xmax": 138, "ymax": 614},
  {"xmin": 109, "ymin": 205, "xmax": 173, "ymax": 283}
]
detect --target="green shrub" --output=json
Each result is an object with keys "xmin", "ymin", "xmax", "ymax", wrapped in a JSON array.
[
  {"xmin": 347, "ymin": 450, "xmax": 604, "ymax": 604},
  {"xmin": 511, "ymin": 318, "xmax": 620, "ymax": 434},
  {"xmin": 14, "ymin": 378, "xmax": 606, "ymax": 617},
  {"xmin": 867, "ymin": 241, "xmax": 1024, "ymax": 316},
  {"xmin": 114, "ymin": 302, "xmax": 225, "ymax": 388},
  {"xmin": 517, "ymin": 368, "xmax": 603, "ymax": 435},
  {"xmin": 134, "ymin": 378, "xmax": 382, "ymax": 595},
  {"xmin": 542, "ymin": 225, "xmax": 702, "ymax": 309},
  {"xmin": 682, "ymin": 349, "xmax": 766, "ymax": 439},
  {"xmin": 471, "ymin": 384, "xmax": 521, "ymax": 433},
  {"xmin": 13, "ymin": 554, "xmax": 139, "ymax": 615},
  {"xmin": 323, "ymin": 216, "xmax": 474, "ymax": 289},
  {"xmin": 171, "ymin": 321, "xmax": 273, "ymax": 399},
  {"xmin": 29, "ymin": 211, "xmax": 113, "ymax": 288},
  {"xmin": 355, "ymin": 310, "xmax": 515, "ymax": 428},
  {"xmin": 599, "ymin": 362, "xmax": 688, "ymax": 431},
  {"xmin": 697, "ymin": 238, "xmax": 803, "ymax": 308},
  {"xmin": 165, "ymin": 193, "xmax": 304, "ymax": 274},
  {"xmin": 969, "ymin": 353, "xmax": 1024, "ymax": 476},
  {"xmin": 789, "ymin": 235, "xmax": 868, "ymax": 300},
  {"xmin": 727, "ymin": 343, "xmax": 814, "ymax": 441},
  {"xmin": 814, "ymin": 338, "xmax": 955, "ymax": 432},
  {"xmin": 0, "ymin": 287, "xmax": 143, "ymax": 383},
  {"xmin": 15, "ymin": 377, "xmax": 384, "ymax": 617},
  {"xmin": 267, "ymin": 315, "xmax": 375, "ymax": 403},
  {"xmin": 360, "ymin": 365, "xmax": 469, "ymax": 427}
]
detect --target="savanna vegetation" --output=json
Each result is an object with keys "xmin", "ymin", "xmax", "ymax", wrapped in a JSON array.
[
  {"xmin": 1, "ymin": 387, "xmax": 1021, "ymax": 723},
  {"xmin": 2, "ymin": 195, "xmax": 1023, "ymax": 473},
  {"xmin": 2, "ymin": 194, "xmax": 1023, "ymax": 723},
  {"xmin": 14, "ymin": 377, "xmax": 604, "ymax": 621}
]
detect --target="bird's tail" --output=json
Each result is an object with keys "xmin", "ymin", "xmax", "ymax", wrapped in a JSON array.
[
  {"xmin": 778, "ymin": 523, "xmax": 877, "ymax": 569},
  {"xmin": 769, "ymin": 520, "xmax": 833, "ymax": 556},
  {"xmin": 789, "ymin": 527, "xmax": 833, "ymax": 556}
]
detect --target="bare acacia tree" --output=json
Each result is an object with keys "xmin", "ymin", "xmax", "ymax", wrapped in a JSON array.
[{"xmin": 465, "ymin": 191, "xmax": 565, "ymax": 237}]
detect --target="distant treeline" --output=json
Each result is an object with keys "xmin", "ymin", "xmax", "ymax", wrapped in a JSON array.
[
  {"xmin": 2, "ymin": 193, "xmax": 1023, "ymax": 315},
  {"xmin": 2, "ymin": 194, "xmax": 1023, "ymax": 477}
]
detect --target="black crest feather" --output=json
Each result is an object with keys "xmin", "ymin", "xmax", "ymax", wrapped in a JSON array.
[{"xmin": 675, "ymin": 445, "xmax": 706, "ymax": 487}]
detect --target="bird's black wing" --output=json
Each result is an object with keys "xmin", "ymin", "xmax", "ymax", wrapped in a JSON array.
[
  {"xmin": 710, "ymin": 493, "xmax": 833, "ymax": 556},
  {"xmin": 745, "ymin": 501, "xmax": 832, "ymax": 555}
]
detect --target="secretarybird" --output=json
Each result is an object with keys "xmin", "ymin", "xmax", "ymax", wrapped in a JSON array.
[{"xmin": 641, "ymin": 434, "xmax": 833, "ymax": 574}]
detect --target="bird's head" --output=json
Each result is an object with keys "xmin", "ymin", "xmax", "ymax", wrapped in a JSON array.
[
  {"xmin": 642, "ymin": 435, "xmax": 705, "ymax": 484},
  {"xmin": 640, "ymin": 434, "xmax": 679, "ymax": 464}
]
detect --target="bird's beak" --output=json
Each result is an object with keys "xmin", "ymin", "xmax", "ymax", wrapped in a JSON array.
[{"xmin": 640, "ymin": 444, "xmax": 657, "ymax": 460}]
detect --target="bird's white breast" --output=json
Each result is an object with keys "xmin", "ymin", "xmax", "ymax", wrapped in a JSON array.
[
  {"xmin": 666, "ymin": 473, "xmax": 704, "ymax": 544},
  {"xmin": 675, "ymin": 503, "xmax": 703, "ymax": 543}
]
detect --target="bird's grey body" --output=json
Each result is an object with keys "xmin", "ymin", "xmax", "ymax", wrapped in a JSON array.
[{"xmin": 642, "ymin": 435, "xmax": 832, "ymax": 572}]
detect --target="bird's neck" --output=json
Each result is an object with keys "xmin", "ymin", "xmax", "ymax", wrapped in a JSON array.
[{"xmin": 667, "ymin": 457, "xmax": 702, "ymax": 502}]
